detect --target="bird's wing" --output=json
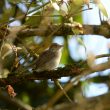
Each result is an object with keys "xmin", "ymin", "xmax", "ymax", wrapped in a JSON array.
[{"xmin": 36, "ymin": 50, "xmax": 55, "ymax": 68}]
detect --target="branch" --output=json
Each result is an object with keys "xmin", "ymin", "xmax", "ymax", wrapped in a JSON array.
[
  {"xmin": 0, "ymin": 60, "xmax": 110, "ymax": 86},
  {"xmin": 1, "ymin": 23, "xmax": 110, "ymax": 39},
  {"xmin": 17, "ymin": 22, "xmax": 110, "ymax": 38},
  {"xmin": 46, "ymin": 92, "xmax": 110, "ymax": 110},
  {"xmin": 0, "ymin": 65, "xmax": 85, "ymax": 86}
]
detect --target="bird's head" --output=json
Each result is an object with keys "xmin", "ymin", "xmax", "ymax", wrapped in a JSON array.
[{"xmin": 49, "ymin": 43, "xmax": 63, "ymax": 52}]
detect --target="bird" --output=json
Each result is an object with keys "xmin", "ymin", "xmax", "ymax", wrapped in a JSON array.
[
  {"xmin": 34, "ymin": 43, "xmax": 73, "ymax": 103},
  {"xmin": 35, "ymin": 43, "xmax": 63, "ymax": 72}
]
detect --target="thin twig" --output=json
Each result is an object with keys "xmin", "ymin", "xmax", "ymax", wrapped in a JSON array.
[{"xmin": 95, "ymin": 54, "xmax": 110, "ymax": 59}]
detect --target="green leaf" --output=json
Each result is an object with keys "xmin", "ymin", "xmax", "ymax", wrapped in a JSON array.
[
  {"xmin": 60, "ymin": 37, "xmax": 74, "ymax": 64},
  {"xmin": 0, "ymin": 8, "xmax": 14, "ymax": 23},
  {"xmin": 8, "ymin": 0, "xmax": 22, "ymax": 4},
  {"xmin": 95, "ymin": 0, "xmax": 108, "ymax": 17},
  {"xmin": 61, "ymin": 42, "xmax": 69, "ymax": 64},
  {"xmin": 69, "ymin": 0, "xmax": 83, "ymax": 15},
  {"xmin": 73, "ymin": 13, "xmax": 83, "ymax": 24},
  {"xmin": 77, "ymin": 37, "xmax": 86, "ymax": 52},
  {"xmin": 81, "ymin": 81, "xmax": 90, "ymax": 94},
  {"xmin": 25, "ymin": 11, "xmax": 42, "ymax": 26}
]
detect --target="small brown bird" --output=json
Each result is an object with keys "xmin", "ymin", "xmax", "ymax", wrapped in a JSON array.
[
  {"xmin": 35, "ymin": 43, "xmax": 73, "ymax": 103},
  {"xmin": 35, "ymin": 43, "xmax": 63, "ymax": 72}
]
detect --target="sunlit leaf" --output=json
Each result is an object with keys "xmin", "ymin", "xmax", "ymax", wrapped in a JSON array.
[
  {"xmin": 61, "ymin": 37, "xmax": 74, "ymax": 64},
  {"xmin": 72, "ymin": 0, "xmax": 84, "ymax": 6},
  {"xmin": 77, "ymin": 37, "xmax": 86, "ymax": 53},
  {"xmin": 60, "ymin": 1, "xmax": 69, "ymax": 15},
  {"xmin": 69, "ymin": 0, "xmax": 84, "ymax": 18},
  {"xmin": 94, "ymin": 0, "xmax": 108, "ymax": 17},
  {"xmin": 52, "ymin": 11, "xmax": 63, "ymax": 23},
  {"xmin": 50, "ymin": 0, "xmax": 60, "ymax": 11},
  {"xmin": 61, "ymin": 42, "xmax": 69, "ymax": 64},
  {"xmin": 52, "ymin": 2, "xmax": 60, "ymax": 11},
  {"xmin": 81, "ymin": 81, "xmax": 90, "ymax": 95},
  {"xmin": 73, "ymin": 13, "xmax": 83, "ymax": 24}
]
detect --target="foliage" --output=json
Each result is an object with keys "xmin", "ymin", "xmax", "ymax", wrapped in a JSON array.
[{"xmin": 0, "ymin": 0, "xmax": 110, "ymax": 110}]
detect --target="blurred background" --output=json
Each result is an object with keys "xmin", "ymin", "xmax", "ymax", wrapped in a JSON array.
[{"xmin": 0, "ymin": 0, "xmax": 110, "ymax": 109}]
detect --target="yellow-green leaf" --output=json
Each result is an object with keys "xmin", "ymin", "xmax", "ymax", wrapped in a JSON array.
[
  {"xmin": 95, "ymin": 0, "xmax": 108, "ymax": 18},
  {"xmin": 50, "ymin": 0, "xmax": 60, "ymax": 11}
]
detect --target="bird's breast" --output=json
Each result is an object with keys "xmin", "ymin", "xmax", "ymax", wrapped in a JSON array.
[{"xmin": 49, "ymin": 51, "xmax": 62, "ymax": 69}]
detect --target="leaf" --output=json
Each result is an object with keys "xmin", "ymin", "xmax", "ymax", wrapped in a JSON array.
[
  {"xmin": 77, "ymin": 37, "xmax": 86, "ymax": 53},
  {"xmin": 0, "ymin": 8, "xmax": 14, "ymax": 23},
  {"xmin": 81, "ymin": 81, "xmax": 90, "ymax": 95},
  {"xmin": 8, "ymin": 0, "xmax": 22, "ymax": 4},
  {"xmin": 61, "ymin": 37, "xmax": 74, "ymax": 64},
  {"xmin": 52, "ymin": 11, "xmax": 63, "ymax": 24},
  {"xmin": 70, "ymin": 0, "xmax": 84, "ymax": 6},
  {"xmin": 94, "ymin": 0, "xmax": 108, "ymax": 17},
  {"xmin": 61, "ymin": 42, "xmax": 69, "ymax": 64},
  {"xmin": 60, "ymin": 1, "xmax": 69, "ymax": 15},
  {"xmin": 25, "ymin": 11, "xmax": 42, "ymax": 26},
  {"xmin": 73, "ymin": 13, "xmax": 83, "ymax": 24},
  {"xmin": 50, "ymin": 0, "xmax": 60, "ymax": 11},
  {"xmin": 0, "ymin": 5, "xmax": 24, "ymax": 24}
]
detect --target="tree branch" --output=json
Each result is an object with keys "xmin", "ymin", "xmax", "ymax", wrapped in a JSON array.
[
  {"xmin": 1, "ymin": 23, "xmax": 110, "ymax": 39},
  {"xmin": 17, "ymin": 22, "xmax": 110, "ymax": 38},
  {"xmin": 46, "ymin": 92, "xmax": 110, "ymax": 110},
  {"xmin": 0, "ymin": 65, "xmax": 85, "ymax": 86},
  {"xmin": 0, "ymin": 60, "xmax": 110, "ymax": 86}
]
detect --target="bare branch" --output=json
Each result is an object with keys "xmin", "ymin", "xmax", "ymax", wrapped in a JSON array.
[{"xmin": 95, "ymin": 54, "xmax": 110, "ymax": 59}]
